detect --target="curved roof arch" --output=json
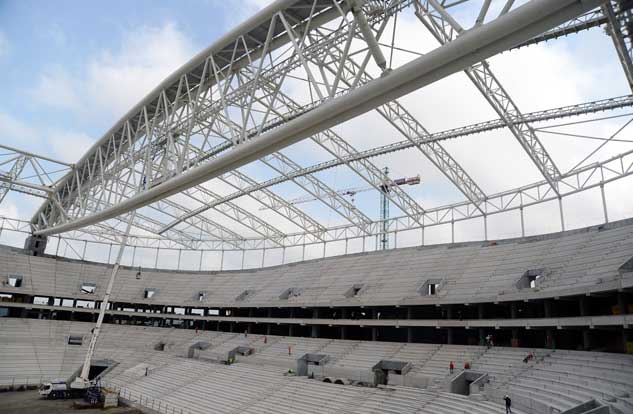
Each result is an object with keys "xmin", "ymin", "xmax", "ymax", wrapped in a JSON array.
[{"xmin": 1, "ymin": 0, "xmax": 630, "ymax": 262}]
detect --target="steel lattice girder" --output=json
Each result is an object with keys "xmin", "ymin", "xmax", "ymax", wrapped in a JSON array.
[
  {"xmin": 32, "ymin": 0, "xmax": 604, "ymax": 239},
  {"xmin": 9, "ymin": 145, "xmax": 633, "ymax": 251},
  {"xmin": 298, "ymin": 20, "xmax": 488, "ymax": 210},
  {"xmin": 514, "ymin": 8, "xmax": 607, "ymax": 49},
  {"xmin": 602, "ymin": 1, "xmax": 633, "ymax": 91},
  {"xmin": 0, "ymin": 143, "xmax": 72, "ymax": 202},
  {"xmin": 157, "ymin": 94, "xmax": 633, "ymax": 224},
  {"xmin": 415, "ymin": 0, "xmax": 562, "ymax": 194},
  {"xmin": 31, "ymin": 0, "xmax": 356, "ymax": 232},
  {"xmin": 9, "ymin": 92, "xmax": 630, "ymax": 251},
  {"xmin": 31, "ymin": 0, "xmax": 410, "ymax": 235},
  {"xmin": 225, "ymin": 68, "xmax": 429, "ymax": 223}
]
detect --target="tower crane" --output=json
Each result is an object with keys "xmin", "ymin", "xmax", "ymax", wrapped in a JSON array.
[{"xmin": 262, "ymin": 168, "xmax": 421, "ymax": 250}]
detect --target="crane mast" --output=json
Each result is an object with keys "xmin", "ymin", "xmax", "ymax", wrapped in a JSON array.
[
  {"xmin": 71, "ymin": 211, "xmax": 137, "ymax": 389},
  {"xmin": 379, "ymin": 167, "xmax": 390, "ymax": 251},
  {"xmin": 258, "ymin": 167, "xmax": 421, "ymax": 250}
]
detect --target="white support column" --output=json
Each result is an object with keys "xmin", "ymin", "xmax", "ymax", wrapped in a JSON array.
[
  {"xmin": 282, "ymin": 247, "xmax": 286, "ymax": 265},
  {"xmin": 520, "ymin": 206, "xmax": 525, "ymax": 237},
  {"xmin": 131, "ymin": 246, "xmax": 137, "ymax": 267},
  {"xmin": 177, "ymin": 249, "xmax": 182, "ymax": 270},
  {"xmin": 154, "ymin": 248, "xmax": 159, "ymax": 268},
  {"xmin": 261, "ymin": 248, "xmax": 266, "ymax": 268},
  {"xmin": 600, "ymin": 184, "xmax": 609, "ymax": 223},
  {"xmin": 198, "ymin": 250, "xmax": 204, "ymax": 271},
  {"xmin": 57, "ymin": 236, "xmax": 64, "ymax": 257},
  {"xmin": 484, "ymin": 215, "xmax": 488, "ymax": 241},
  {"xmin": 220, "ymin": 250, "xmax": 225, "ymax": 271},
  {"xmin": 558, "ymin": 197, "xmax": 565, "ymax": 231},
  {"xmin": 241, "ymin": 250, "xmax": 246, "ymax": 269},
  {"xmin": 82, "ymin": 240, "xmax": 88, "ymax": 261}
]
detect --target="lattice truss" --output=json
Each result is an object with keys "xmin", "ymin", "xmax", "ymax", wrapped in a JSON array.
[{"xmin": 3, "ymin": 0, "xmax": 633, "ymax": 252}]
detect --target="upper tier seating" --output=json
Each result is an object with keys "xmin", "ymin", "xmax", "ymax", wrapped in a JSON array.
[{"xmin": 1, "ymin": 219, "xmax": 632, "ymax": 308}]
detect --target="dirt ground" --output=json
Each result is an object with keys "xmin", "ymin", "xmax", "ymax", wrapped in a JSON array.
[{"xmin": 0, "ymin": 390, "xmax": 145, "ymax": 414}]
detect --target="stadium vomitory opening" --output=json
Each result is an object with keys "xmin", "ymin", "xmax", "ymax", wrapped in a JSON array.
[{"xmin": 0, "ymin": 0, "xmax": 632, "ymax": 413}]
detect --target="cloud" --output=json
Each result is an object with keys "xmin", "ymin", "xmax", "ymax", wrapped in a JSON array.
[
  {"xmin": 47, "ymin": 129, "xmax": 94, "ymax": 163},
  {"xmin": 30, "ymin": 66, "xmax": 82, "ymax": 111},
  {"xmin": 47, "ymin": 23, "xmax": 68, "ymax": 48},
  {"xmin": 85, "ymin": 22, "xmax": 197, "ymax": 117},
  {"xmin": 0, "ymin": 31, "xmax": 8, "ymax": 58},
  {"xmin": 0, "ymin": 200, "xmax": 19, "ymax": 220},
  {"xmin": 0, "ymin": 112, "xmax": 39, "ymax": 145},
  {"xmin": 219, "ymin": 0, "xmax": 273, "ymax": 29},
  {"xmin": 28, "ymin": 23, "xmax": 197, "ymax": 120}
]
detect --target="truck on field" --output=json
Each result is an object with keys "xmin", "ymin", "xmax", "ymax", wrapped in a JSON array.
[{"xmin": 38, "ymin": 379, "xmax": 86, "ymax": 399}]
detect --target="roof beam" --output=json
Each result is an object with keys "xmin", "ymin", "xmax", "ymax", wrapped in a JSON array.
[
  {"xmin": 164, "ymin": 94, "xmax": 633, "ymax": 212},
  {"xmin": 415, "ymin": 0, "xmax": 562, "ymax": 195},
  {"xmin": 602, "ymin": 1, "xmax": 633, "ymax": 92},
  {"xmin": 303, "ymin": 22, "xmax": 487, "ymax": 211},
  {"xmin": 33, "ymin": 0, "xmax": 603, "ymax": 237},
  {"xmin": 513, "ymin": 8, "xmax": 606, "ymax": 49}
]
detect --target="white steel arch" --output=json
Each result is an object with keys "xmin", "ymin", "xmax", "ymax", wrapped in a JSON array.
[{"xmin": 2, "ymin": 0, "xmax": 632, "ymax": 263}]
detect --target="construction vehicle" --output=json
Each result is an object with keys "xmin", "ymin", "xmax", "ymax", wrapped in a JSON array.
[{"xmin": 39, "ymin": 379, "xmax": 83, "ymax": 399}]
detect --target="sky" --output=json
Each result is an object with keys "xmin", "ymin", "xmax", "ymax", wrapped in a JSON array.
[{"xmin": 1, "ymin": 0, "xmax": 633, "ymax": 269}]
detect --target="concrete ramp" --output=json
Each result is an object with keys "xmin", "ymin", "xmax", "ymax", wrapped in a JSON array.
[
  {"xmin": 187, "ymin": 341, "xmax": 211, "ymax": 358},
  {"xmin": 297, "ymin": 353, "xmax": 329, "ymax": 376},
  {"xmin": 372, "ymin": 360, "xmax": 412, "ymax": 386},
  {"xmin": 560, "ymin": 400, "xmax": 609, "ymax": 414},
  {"xmin": 449, "ymin": 370, "xmax": 488, "ymax": 396},
  {"xmin": 229, "ymin": 346, "xmax": 254, "ymax": 362}
]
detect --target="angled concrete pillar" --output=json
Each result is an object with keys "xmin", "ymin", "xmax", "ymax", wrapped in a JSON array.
[
  {"xmin": 618, "ymin": 292, "xmax": 627, "ymax": 314},
  {"xmin": 623, "ymin": 329, "xmax": 631, "ymax": 353},
  {"xmin": 579, "ymin": 296, "xmax": 589, "ymax": 316},
  {"xmin": 511, "ymin": 328, "xmax": 519, "ymax": 347},
  {"xmin": 544, "ymin": 300, "xmax": 553, "ymax": 318},
  {"xmin": 546, "ymin": 328, "xmax": 555, "ymax": 349},
  {"xmin": 311, "ymin": 308, "xmax": 320, "ymax": 338},
  {"xmin": 583, "ymin": 329, "xmax": 591, "ymax": 350}
]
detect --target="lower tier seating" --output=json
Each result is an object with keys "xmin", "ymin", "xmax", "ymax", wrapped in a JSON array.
[{"xmin": 1, "ymin": 317, "xmax": 631, "ymax": 414}]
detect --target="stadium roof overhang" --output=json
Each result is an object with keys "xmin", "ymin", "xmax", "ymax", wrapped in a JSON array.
[{"xmin": 4, "ymin": 0, "xmax": 633, "ymax": 254}]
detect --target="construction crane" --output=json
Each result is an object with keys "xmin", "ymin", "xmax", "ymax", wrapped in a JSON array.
[
  {"xmin": 378, "ymin": 167, "xmax": 421, "ymax": 250},
  {"xmin": 262, "ymin": 168, "xmax": 420, "ymax": 250}
]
